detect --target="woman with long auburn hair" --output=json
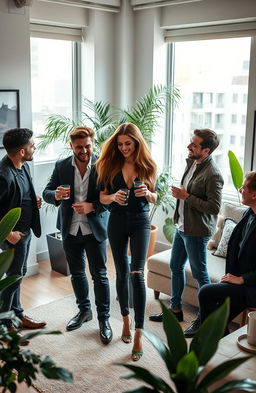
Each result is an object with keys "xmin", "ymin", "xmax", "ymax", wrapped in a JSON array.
[{"xmin": 96, "ymin": 123, "xmax": 157, "ymax": 361}]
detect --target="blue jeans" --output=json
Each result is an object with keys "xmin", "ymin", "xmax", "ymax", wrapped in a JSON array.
[
  {"xmin": 108, "ymin": 211, "xmax": 150, "ymax": 329},
  {"xmin": 63, "ymin": 233, "xmax": 110, "ymax": 321},
  {"xmin": 170, "ymin": 229, "xmax": 210, "ymax": 310},
  {"xmin": 0, "ymin": 231, "xmax": 31, "ymax": 327}
]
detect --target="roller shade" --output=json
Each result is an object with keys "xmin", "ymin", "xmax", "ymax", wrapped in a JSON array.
[
  {"xmin": 30, "ymin": 23, "xmax": 84, "ymax": 42},
  {"xmin": 165, "ymin": 21, "xmax": 256, "ymax": 42}
]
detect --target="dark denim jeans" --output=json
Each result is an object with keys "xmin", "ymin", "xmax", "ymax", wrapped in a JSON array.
[
  {"xmin": 0, "ymin": 231, "xmax": 31, "ymax": 327},
  {"xmin": 63, "ymin": 233, "xmax": 110, "ymax": 321},
  {"xmin": 170, "ymin": 229, "xmax": 211, "ymax": 310},
  {"xmin": 199, "ymin": 282, "xmax": 247, "ymax": 324},
  {"xmin": 108, "ymin": 211, "xmax": 150, "ymax": 329}
]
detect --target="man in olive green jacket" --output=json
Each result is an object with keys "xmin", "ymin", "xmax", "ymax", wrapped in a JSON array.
[{"xmin": 150, "ymin": 129, "xmax": 224, "ymax": 334}]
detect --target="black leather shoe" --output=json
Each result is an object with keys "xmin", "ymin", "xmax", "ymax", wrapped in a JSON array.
[
  {"xmin": 149, "ymin": 309, "xmax": 184, "ymax": 322},
  {"xmin": 99, "ymin": 319, "xmax": 113, "ymax": 344},
  {"xmin": 66, "ymin": 310, "xmax": 93, "ymax": 331},
  {"xmin": 183, "ymin": 317, "xmax": 201, "ymax": 338}
]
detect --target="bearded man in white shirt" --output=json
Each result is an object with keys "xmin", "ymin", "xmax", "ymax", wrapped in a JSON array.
[{"xmin": 43, "ymin": 126, "xmax": 112, "ymax": 344}]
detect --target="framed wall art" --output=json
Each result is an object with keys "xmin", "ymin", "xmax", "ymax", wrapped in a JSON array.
[{"xmin": 0, "ymin": 89, "xmax": 20, "ymax": 148}]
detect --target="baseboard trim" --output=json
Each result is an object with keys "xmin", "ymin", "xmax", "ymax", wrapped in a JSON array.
[
  {"xmin": 26, "ymin": 263, "xmax": 39, "ymax": 277},
  {"xmin": 37, "ymin": 250, "xmax": 49, "ymax": 262}
]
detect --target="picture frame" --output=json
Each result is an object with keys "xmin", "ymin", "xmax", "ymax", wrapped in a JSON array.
[{"xmin": 0, "ymin": 89, "xmax": 20, "ymax": 148}]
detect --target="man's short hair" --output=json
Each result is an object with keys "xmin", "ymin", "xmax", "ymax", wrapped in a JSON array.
[
  {"xmin": 245, "ymin": 172, "xmax": 256, "ymax": 192},
  {"xmin": 3, "ymin": 128, "xmax": 33, "ymax": 154},
  {"xmin": 69, "ymin": 126, "xmax": 95, "ymax": 142},
  {"xmin": 194, "ymin": 129, "xmax": 219, "ymax": 154}
]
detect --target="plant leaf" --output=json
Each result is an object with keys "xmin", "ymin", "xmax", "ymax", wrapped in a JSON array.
[
  {"xmin": 118, "ymin": 363, "xmax": 175, "ymax": 393},
  {"xmin": 176, "ymin": 351, "xmax": 199, "ymax": 380},
  {"xmin": 0, "ymin": 208, "xmax": 21, "ymax": 245},
  {"xmin": 197, "ymin": 356, "xmax": 252, "ymax": 390},
  {"xmin": 0, "ymin": 249, "xmax": 15, "ymax": 280},
  {"xmin": 143, "ymin": 329, "xmax": 176, "ymax": 374},
  {"xmin": 0, "ymin": 273, "xmax": 21, "ymax": 291},
  {"xmin": 228, "ymin": 150, "xmax": 243, "ymax": 190},
  {"xmin": 163, "ymin": 218, "xmax": 175, "ymax": 243},
  {"xmin": 189, "ymin": 298, "xmax": 229, "ymax": 366},
  {"xmin": 211, "ymin": 378, "xmax": 256, "ymax": 393},
  {"xmin": 161, "ymin": 301, "xmax": 187, "ymax": 368}
]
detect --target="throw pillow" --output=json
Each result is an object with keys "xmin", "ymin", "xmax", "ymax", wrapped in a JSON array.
[{"xmin": 213, "ymin": 218, "xmax": 237, "ymax": 258}]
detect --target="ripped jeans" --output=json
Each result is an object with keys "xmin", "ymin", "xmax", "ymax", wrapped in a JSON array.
[{"xmin": 108, "ymin": 211, "xmax": 150, "ymax": 329}]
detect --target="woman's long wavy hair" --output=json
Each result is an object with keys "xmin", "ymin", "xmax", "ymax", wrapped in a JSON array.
[{"xmin": 96, "ymin": 123, "xmax": 157, "ymax": 190}]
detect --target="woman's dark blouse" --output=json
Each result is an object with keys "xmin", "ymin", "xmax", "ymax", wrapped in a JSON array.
[{"xmin": 107, "ymin": 171, "xmax": 150, "ymax": 213}]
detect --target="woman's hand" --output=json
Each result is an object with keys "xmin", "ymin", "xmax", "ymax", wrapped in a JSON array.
[
  {"xmin": 220, "ymin": 273, "xmax": 244, "ymax": 285},
  {"xmin": 134, "ymin": 184, "xmax": 148, "ymax": 198},
  {"xmin": 113, "ymin": 189, "xmax": 128, "ymax": 205}
]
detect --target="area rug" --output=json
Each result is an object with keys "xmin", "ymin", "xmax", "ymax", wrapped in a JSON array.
[{"xmin": 26, "ymin": 284, "xmax": 197, "ymax": 393}]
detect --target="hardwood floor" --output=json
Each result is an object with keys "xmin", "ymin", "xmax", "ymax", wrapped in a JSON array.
[{"xmin": 21, "ymin": 247, "xmax": 116, "ymax": 310}]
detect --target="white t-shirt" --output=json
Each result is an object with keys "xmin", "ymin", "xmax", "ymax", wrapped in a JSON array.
[{"xmin": 177, "ymin": 161, "xmax": 197, "ymax": 232}]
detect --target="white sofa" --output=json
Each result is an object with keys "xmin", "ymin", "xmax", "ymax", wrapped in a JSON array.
[{"xmin": 147, "ymin": 202, "xmax": 247, "ymax": 309}]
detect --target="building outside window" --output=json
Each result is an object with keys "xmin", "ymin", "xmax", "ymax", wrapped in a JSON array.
[{"xmin": 167, "ymin": 37, "xmax": 250, "ymax": 196}]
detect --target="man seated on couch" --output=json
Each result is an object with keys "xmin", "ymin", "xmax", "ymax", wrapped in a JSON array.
[{"xmin": 185, "ymin": 171, "xmax": 256, "ymax": 337}]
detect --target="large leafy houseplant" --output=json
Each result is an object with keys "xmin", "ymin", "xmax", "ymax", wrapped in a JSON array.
[
  {"xmin": 37, "ymin": 84, "xmax": 180, "ymax": 154},
  {"xmin": 0, "ymin": 208, "xmax": 73, "ymax": 393},
  {"xmin": 118, "ymin": 299, "xmax": 256, "ymax": 393}
]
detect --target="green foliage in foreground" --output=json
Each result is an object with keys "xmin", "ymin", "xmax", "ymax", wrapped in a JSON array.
[
  {"xmin": 0, "ymin": 209, "xmax": 73, "ymax": 392},
  {"xmin": 118, "ymin": 299, "xmax": 256, "ymax": 393}
]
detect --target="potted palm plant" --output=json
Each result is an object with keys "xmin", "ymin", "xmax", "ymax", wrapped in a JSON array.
[
  {"xmin": 0, "ymin": 208, "xmax": 73, "ymax": 393},
  {"xmin": 118, "ymin": 299, "xmax": 256, "ymax": 393}
]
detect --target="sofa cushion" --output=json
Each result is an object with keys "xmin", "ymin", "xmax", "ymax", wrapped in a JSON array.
[
  {"xmin": 148, "ymin": 248, "xmax": 225, "ymax": 290},
  {"xmin": 213, "ymin": 218, "xmax": 236, "ymax": 258},
  {"xmin": 208, "ymin": 202, "xmax": 246, "ymax": 250}
]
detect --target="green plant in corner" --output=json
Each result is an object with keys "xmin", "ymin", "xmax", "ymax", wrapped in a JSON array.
[
  {"xmin": 0, "ymin": 208, "xmax": 73, "ymax": 393},
  {"xmin": 228, "ymin": 150, "xmax": 244, "ymax": 204},
  {"xmin": 149, "ymin": 171, "xmax": 176, "ymax": 223},
  {"xmin": 118, "ymin": 299, "xmax": 256, "ymax": 393}
]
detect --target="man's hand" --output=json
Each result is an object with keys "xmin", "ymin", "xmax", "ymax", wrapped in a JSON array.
[
  {"xmin": 6, "ymin": 231, "xmax": 25, "ymax": 245},
  {"xmin": 36, "ymin": 196, "xmax": 42, "ymax": 209},
  {"xmin": 72, "ymin": 202, "xmax": 95, "ymax": 215},
  {"xmin": 171, "ymin": 185, "xmax": 189, "ymax": 200},
  {"xmin": 220, "ymin": 273, "xmax": 244, "ymax": 285}
]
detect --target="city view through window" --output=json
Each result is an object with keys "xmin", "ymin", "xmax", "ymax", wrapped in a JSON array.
[
  {"xmin": 31, "ymin": 37, "xmax": 73, "ymax": 160},
  {"xmin": 170, "ymin": 37, "xmax": 250, "ymax": 196}
]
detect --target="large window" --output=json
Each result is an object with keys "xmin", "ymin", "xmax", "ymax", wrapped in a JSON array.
[
  {"xmin": 167, "ymin": 37, "xmax": 251, "ymax": 196},
  {"xmin": 30, "ymin": 35, "xmax": 81, "ymax": 161}
]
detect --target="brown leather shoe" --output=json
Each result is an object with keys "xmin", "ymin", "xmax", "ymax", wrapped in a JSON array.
[
  {"xmin": 7, "ymin": 326, "xmax": 29, "ymax": 346},
  {"xmin": 21, "ymin": 315, "xmax": 47, "ymax": 329}
]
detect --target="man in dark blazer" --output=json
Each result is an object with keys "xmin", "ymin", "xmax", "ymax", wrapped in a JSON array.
[
  {"xmin": 185, "ymin": 171, "xmax": 256, "ymax": 337},
  {"xmin": 43, "ymin": 126, "xmax": 112, "ymax": 344},
  {"xmin": 0, "ymin": 128, "xmax": 46, "ymax": 345}
]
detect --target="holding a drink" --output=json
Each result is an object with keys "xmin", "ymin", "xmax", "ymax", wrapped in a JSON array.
[{"xmin": 56, "ymin": 184, "xmax": 70, "ymax": 200}]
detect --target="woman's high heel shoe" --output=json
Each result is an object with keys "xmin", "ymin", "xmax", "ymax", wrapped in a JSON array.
[
  {"xmin": 131, "ymin": 329, "xmax": 143, "ymax": 361},
  {"xmin": 121, "ymin": 316, "xmax": 132, "ymax": 344}
]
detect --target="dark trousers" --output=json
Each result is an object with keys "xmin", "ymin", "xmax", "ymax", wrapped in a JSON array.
[
  {"xmin": 199, "ymin": 282, "xmax": 248, "ymax": 324},
  {"xmin": 0, "ymin": 232, "xmax": 31, "ymax": 327},
  {"xmin": 108, "ymin": 211, "xmax": 150, "ymax": 329},
  {"xmin": 63, "ymin": 232, "xmax": 110, "ymax": 321}
]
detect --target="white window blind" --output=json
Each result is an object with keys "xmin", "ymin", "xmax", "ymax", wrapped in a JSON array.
[
  {"xmin": 30, "ymin": 23, "xmax": 84, "ymax": 42},
  {"xmin": 165, "ymin": 21, "xmax": 256, "ymax": 42}
]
